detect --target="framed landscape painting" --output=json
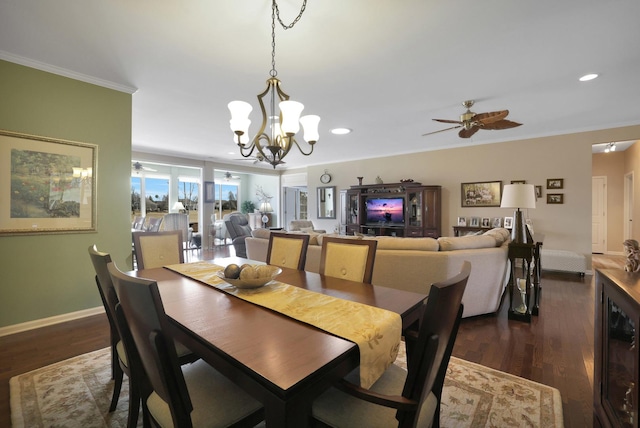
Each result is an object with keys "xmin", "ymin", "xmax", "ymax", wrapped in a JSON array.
[
  {"xmin": 461, "ymin": 181, "xmax": 502, "ymax": 207},
  {"xmin": 0, "ymin": 130, "xmax": 97, "ymax": 235}
]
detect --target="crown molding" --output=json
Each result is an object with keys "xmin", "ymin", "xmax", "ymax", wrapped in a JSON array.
[{"xmin": 0, "ymin": 50, "xmax": 137, "ymax": 94}]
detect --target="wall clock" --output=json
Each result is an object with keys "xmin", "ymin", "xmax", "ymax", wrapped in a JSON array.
[{"xmin": 320, "ymin": 171, "xmax": 332, "ymax": 184}]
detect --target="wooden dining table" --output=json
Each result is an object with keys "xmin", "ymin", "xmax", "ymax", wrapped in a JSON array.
[{"xmin": 131, "ymin": 256, "xmax": 427, "ymax": 427}]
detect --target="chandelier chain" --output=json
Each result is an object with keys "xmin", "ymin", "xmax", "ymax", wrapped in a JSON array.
[{"xmin": 270, "ymin": 0, "xmax": 308, "ymax": 77}]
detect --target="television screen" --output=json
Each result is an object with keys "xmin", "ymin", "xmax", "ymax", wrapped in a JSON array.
[{"xmin": 365, "ymin": 197, "xmax": 404, "ymax": 224}]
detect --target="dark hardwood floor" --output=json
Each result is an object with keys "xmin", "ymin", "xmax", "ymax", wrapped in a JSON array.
[{"xmin": 0, "ymin": 246, "xmax": 618, "ymax": 427}]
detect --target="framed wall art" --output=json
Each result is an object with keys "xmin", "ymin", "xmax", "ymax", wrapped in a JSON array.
[
  {"xmin": 204, "ymin": 181, "xmax": 215, "ymax": 203},
  {"xmin": 547, "ymin": 193, "xmax": 564, "ymax": 204},
  {"xmin": 546, "ymin": 178, "xmax": 564, "ymax": 189},
  {"xmin": 511, "ymin": 180, "xmax": 526, "ymax": 184},
  {"xmin": 0, "ymin": 130, "xmax": 97, "ymax": 235},
  {"xmin": 535, "ymin": 185, "xmax": 542, "ymax": 199},
  {"xmin": 461, "ymin": 181, "xmax": 502, "ymax": 207}
]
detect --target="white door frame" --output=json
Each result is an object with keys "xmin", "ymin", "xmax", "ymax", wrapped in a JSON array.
[
  {"xmin": 624, "ymin": 171, "xmax": 634, "ymax": 240},
  {"xmin": 592, "ymin": 176, "xmax": 607, "ymax": 254}
]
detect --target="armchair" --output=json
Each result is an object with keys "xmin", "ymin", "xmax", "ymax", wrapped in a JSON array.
[{"xmin": 224, "ymin": 212, "xmax": 252, "ymax": 257}]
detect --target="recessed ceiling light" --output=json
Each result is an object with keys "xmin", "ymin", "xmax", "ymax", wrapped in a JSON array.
[
  {"xmin": 579, "ymin": 73, "xmax": 599, "ymax": 82},
  {"xmin": 331, "ymin": 128, "xmax": 352, "ymax": 135}
]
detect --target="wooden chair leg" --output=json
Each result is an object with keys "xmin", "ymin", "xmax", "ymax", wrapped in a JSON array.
[
  {"xmin": 109, "ymin": 364, "xmax": 124, "ymax": 412},
  {"xmin": 127, "ymin": 380, "xmax": 141, "ymax": 428}
]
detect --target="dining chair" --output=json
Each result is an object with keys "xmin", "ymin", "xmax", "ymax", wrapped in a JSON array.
[
  {"xmin": 311, "ymin": 261, "xmax": 471, "ymax": 428},
  {"xmin": 89, "ymin": 245, "xmax": 200, "ymax": 428},
  {"xmin": 145, "ymin": 216, "xmax": 163, "ymax": 232},
  {"xmin": 266, "ymin": 232, "xmax": 310, "ymax": 270},
  {"xmin": 319, "ymin": 237, "xmax": 378, "ymax": 284},
  {"xmin": 107, "ymin": 262, "xmax": 265, "ymax": 428},
  {"xmin": 162, "ymin": 212, "xmax": 193, "ymax": 251},
  {"xmin": 132, "ymin": 215, "xmax": 145, "ymax": 230},
  {"xmin": 132, "ymin": 230, "xmax": 184, "ymax": 270}
]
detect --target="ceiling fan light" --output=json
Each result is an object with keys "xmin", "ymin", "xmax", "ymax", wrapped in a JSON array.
[
  {"xmin": 279, "ymin": 100, "xmax": 304, "ymax": 134},
  {"xmin": 300, "ymin": 115, "xmax": 320, "ymax": 143}
]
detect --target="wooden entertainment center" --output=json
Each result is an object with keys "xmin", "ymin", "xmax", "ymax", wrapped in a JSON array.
[{"xmin": 345, "ymin": 182, "xmax": 441, "ymax": 238}]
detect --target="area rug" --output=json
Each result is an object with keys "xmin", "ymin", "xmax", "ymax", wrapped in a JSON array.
[{"xmin": 10, "ymin": 347, "xmax": 564, "ymax": 427}]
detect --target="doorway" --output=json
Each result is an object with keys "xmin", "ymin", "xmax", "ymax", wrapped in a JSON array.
[{"xmin": 592, "ymin": 176, "xmax": 606, "ymax": 254}]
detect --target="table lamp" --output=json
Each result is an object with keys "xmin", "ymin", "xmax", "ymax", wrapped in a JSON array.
[
  {"xmin": 500, "ymin": 184, "xmax": 536, "ymax": 244},
  {"xmin": 173, "ymin": 201, "xmax": 186, "ymax": 213},
  {"xmin": 259, "ymin": 202, "xmax": 272, "ymax": 228}
]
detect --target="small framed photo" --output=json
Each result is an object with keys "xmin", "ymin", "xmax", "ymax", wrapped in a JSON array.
[
  {"xmin": 457, "ymin": 217, "xmax": 467, "ymax": 226},
  {"xmin": 535, "ymin": 185, "xmax": 542, "ymax": 199},
  {"xmin": 504, "ymin": 217, "xmax": 513, "ymax": 229},
  {"xmin": 511, "ymin": 180, "xmax": 526, "ymax": 184},
  {"xmin": 469, "ymin": 217, "xmax": 480, "ymax": 227},
  {"xmin": 546, "ymin": 178, "xmax": 564, "ymax": 189},
  {"xmin": 547, "ymin": 193, "xmax": 564, "ymax": 204},
  {"xmin": 481, "ymin": 217, "xmax": 491, "ymax": 228},
  {"xmin": 492, "ymin": 217, "xmax": 502, "ymax": 228}
]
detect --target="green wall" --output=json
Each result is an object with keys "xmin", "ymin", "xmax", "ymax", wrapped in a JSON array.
[{"xmin": 0, "ymin": 60, "xmax": 132, "ymax": 327}]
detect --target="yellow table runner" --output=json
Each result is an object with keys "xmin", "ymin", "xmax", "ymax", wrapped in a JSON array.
[{"xmin": 165, "ymin": 261, "xmax": 401, "ymax": 389}]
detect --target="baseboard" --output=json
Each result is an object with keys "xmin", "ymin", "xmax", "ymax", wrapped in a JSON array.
[
  {"xmin": 605, "ymin": 251, "xmax": 625, "ymax": 256},
  {"xmin": 0, "ymin": 306, "xmax": 105, "ymax": 338}
]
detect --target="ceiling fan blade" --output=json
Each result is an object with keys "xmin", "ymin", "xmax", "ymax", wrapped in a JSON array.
[
  {"xmin": 474, "ymin": 110, "xmax": 509, "ymax": 125},
  {"xmin": 422, "ymin": 125, "xmax": 462, "ymax": 137},
  {"xmin": 433, "ymin": 118, "xmax": 464, "ymax": 125},
  {"xmin": 459, "ymin": 126, "xmax": 480, "ymax": 138},
  {"xmin": 481, "ymin": 119, "xmax": 522, "ymax": 130}
]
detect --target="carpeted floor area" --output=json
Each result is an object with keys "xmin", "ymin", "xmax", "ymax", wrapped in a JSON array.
[{"xmin": 11, "ymin": 347, "xmax": 563, "ymax": 427}]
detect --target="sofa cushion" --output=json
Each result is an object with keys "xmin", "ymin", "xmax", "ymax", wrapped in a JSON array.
[
  {"xmin": 251, "ymin": 228, "xmax": 272, "ymax": 239},
  {"xmin": 483, "ymin": 227, "xmax": 511, "ymax": 246},
  {"xmin": 365, "ymin": 237, "xmax": 439, "ymax": 251},
  {"xmin": 300, "ymin": 226, "xmax": 314, "ymax": 233},
  {"xmin": 437, "ymin": 235, "xmax": 498, "ymax": 251}
]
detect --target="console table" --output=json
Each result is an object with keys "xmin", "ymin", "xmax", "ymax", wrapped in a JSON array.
[
  {"xmin": 452, "ymin": 226, "xmax": 492, "ymax": 236},
  {"xmin": 507, "ymin": 239, "xmax": 543, "ymax": 322}
]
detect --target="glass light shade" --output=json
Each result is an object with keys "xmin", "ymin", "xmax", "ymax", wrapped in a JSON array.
[
  {"xmin": 228, "ymin": 101, "xmax": 252, "ymax": 132},
  {"xmin": 229, "ymin": 118, "xmax": 251, "ymax": 135},
  {"xmin": 279, "ymin": 100, "xmax": 304, "ymax": 134},
  {"xmin": 500, "ymin": 184, "xmax": 536, "ymax": 209},
  {"xmin": 299, "ymin": 115, "xmax": 320, "ymax": 142}
]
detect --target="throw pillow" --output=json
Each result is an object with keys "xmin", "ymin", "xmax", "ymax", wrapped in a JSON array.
[{"xmin": 300, "ymin": 226, "xmax": 315, "ymax": 233}]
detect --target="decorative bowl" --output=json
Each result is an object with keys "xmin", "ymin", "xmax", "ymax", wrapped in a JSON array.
[{"xmin": 216, "ymin": 266, "xmax": 282, "ymax": 289}]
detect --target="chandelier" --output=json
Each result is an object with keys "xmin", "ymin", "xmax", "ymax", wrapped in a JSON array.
[{"xmin": 228, "ymin": 0, "xmax": 319, "ymax": 169}]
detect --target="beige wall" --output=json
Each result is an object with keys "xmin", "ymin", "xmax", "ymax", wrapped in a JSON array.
[
  {"xmin": 300, "ymin": 125, "xmax": 640, "ymax": 270},
  {"xmin": 0, "ymin": 60, "xmax": 132, "ymax": 328}
]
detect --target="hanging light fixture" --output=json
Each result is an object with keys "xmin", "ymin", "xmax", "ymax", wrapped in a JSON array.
[
  {"xmin": 228, "ymin": 0, "xmax": 319, "ymax": 169},
  {"xmin": 604, "ymin": 142, "xmax": 617, "ymax": 153}
]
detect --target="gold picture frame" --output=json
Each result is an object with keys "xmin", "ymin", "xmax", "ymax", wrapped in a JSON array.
[
  {"xmin": 461, "ymin": 181, "xmax": 502, "ymax": 207},
  {"xmin": 1, "ymin": 129, "xmax": 97, "ymax": 235}
]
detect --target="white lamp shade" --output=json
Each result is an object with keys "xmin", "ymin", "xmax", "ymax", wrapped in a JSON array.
[
  {"xmin": 279, "ymin": 100, "xmax": 304, "ymax": 134},
  {"xmin": 500, "ymin": 184, "xmax": 536, "ymax": 209},
  {"xmin": 228, "ymin": 101, "xmax": 252, "ymax": 132},
  {"xmin": 299, "ymin": 115, "xmax": 320, "ymax": 142},
  {"xmin": 259, "ymin": 202, "xmax": 273, "ymax": 212},
  {"xmin": 173, "ymin": 201, "xmax": 186, "ymax": 211}
]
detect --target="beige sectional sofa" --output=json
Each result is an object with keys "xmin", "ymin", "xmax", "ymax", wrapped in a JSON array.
[{"xmin": 245, "ymin": 228, "xmax": 511, "ymax": 318}]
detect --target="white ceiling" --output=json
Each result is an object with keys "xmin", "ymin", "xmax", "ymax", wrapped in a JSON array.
[{"xmin": 1, "ymin": 0, "xmax": 639, "ymax": 169}]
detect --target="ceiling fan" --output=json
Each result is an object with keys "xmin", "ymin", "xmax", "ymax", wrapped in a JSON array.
[
  {"xmin": 132, "ymin": 161, "xmax": 157, "ymax": 172},
  {"xmin": 422, "ymin": 100, "xmax": 522, "ymax": 139},
  {"xmin": 224, "ymin": 171, "xmax": 240, "ymax": 180},
  {"xmin": 235, "ymin": 153, "xmax": 285, "ymax": 165}
]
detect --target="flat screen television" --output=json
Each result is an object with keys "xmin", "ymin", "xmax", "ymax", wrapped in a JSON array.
[{"xmin": 365, "ymin": 197, "xmax": 405, "ymax": 225}]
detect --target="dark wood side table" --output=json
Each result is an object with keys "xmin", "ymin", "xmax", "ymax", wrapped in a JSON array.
[{"xmin": 507, "ymin": 239, "xmax": 543, "ymax": 322}]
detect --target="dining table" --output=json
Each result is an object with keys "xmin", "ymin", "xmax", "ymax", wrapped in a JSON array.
[{"xmin": 131, "ymin": 256, "xmax": 428, "ymax": 427}]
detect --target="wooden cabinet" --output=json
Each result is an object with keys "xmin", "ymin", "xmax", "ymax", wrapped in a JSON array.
[
  {"xmin": 594, "ymin": 269, "xmax": 640, "ymax": 427},
  {"xmin": 343, "ymin": 182, "xmax": 441, "ymax": 238}
]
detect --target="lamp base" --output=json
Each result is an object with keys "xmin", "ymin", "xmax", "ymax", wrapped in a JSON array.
[{"xmin": 511, "ymin": 209, "xmax": 533, "ymax": 244}]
